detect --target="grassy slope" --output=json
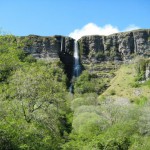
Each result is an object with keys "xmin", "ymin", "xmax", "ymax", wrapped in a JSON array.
[{"xmin": 99, "ymin": 62, "xmax": 150, "ymax": 101}]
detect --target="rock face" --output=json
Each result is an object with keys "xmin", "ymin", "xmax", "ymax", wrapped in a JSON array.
[
  {"xmin": 16, "ymin": 35, "xmax": 74, "ymax": 58},
  {"xmin": 78, "ymin": 29, "xmax": 150, "ymax": 63},
  {"xmin": 16, "ymin": 35, "xmax": 74, "ymax": 79},
  {"xmin": 12, "ymin": 29, "xmax": 150, "ymax": 80}
]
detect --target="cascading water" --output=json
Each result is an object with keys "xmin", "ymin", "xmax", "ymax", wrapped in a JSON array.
[
  {"xmin": 69, "ymin": 40, "xmax": 81, "ymax": 93},
  {"xmin": 61, "ymin": 37, "xmax": 63, "ymax": 52},
  {"xmin": 73, "ymin": 40, "xmax": 81, "ymax": 77}
]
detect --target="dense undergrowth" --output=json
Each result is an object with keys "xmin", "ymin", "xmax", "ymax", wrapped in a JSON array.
[
  {"xmin": 0, "ymin": 35, "xmax": 72, "ymax": 149},
  {"xmin": 0, "ymin": 35, "xmax": 150, "ymax": 150}
]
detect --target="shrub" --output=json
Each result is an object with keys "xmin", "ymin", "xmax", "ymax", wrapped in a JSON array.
[
  {"xmin": 131, "ymin": 96, "xmax": 148, "ymax": 106},
  {"xmin": 110, "ymin": 89, "xmax": 116, "ymax": 95},
  {"xmin": 130, "ymin": 82, "xmax": 140, "ymax": 88}
]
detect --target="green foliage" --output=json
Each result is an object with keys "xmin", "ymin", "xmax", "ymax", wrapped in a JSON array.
[
  {"xmin": 71, "ymin": 93, "xmax": 98, "ymax": 111},
  {"xmin": 130, "ymin": 136, "xmax": 150, "ymax": 150},
  {"xmin": 0, "ymin": 60, "xmax": 69, "ymax": 149},
  {"xmin": 109, "ymin": 89, "xmax": 116, "ymax": 95},
  {"xmin": 130, "ymin": 81, "xmax": 141, "ymax": 88},
  {"xmin": 138, "ymin": 104, "xmax": 150, "ymax": 136},
  {"xmin": 0, "ymin": 129, "xmax": 18, "ymax": 150},
  {"xmin": 0, "ymin": 34, "xmax": 150, "ymax": 149},
  {"xmin": 0, "ymin": 35, "xmax": 35, "ymax": 81},
  {"xmin": 143, "ymin": 79, "xmax": 150, "ymax": 87},
  {"xmin": 131, "ymin": 96, "xmax": 148, "ymax": 106},
  {"xmin": 74, "ymin": 70, "xmax": 91, "ymax": 93},
  {"xmin": 74, "ymin": 70, "xmax": 106, "ymax": 94},
  {"xmin": 63, "ymin": 101, "xmax": 141, "ymax": 149},
  {"xmin": 72, "ymin": 111, "xmax": 101, "ymax": 137},
  {"xmin": 67, "ymin": 58, "xmax": 150, "ymax": 150},
  {"xmin": 88, "ymin": 122, "xmax": 133, "ymax": 150},
  {"xmin": 134, "ymin": 57, "xmax": 147, "ymax": 81},
  {"xmin": 0, "ymin": 35, "xmax": 72, "ymax": 149}
]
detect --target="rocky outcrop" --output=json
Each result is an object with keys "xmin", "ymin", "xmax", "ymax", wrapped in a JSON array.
[
  {"xmin": 78, "ymin": 29, "xmax": 150, "ymax": 63},
  {"xmin": 16, "ymin": 35, "xmax": 74, "ymax": 79},
  {"xmin": 16, "ymin": 35, "xmax": 74, "ymax": 58}
]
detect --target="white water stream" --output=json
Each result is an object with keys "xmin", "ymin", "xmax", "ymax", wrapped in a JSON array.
[
  {"xmin": 69, "ymin": 40, "xmax": 81, "ymax": 93},
  {"xmin": 73, "ymin": 40, "xmax": 81, "ymax": 77}
]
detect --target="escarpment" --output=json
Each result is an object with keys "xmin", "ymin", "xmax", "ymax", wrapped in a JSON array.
[
  {"xmin": 14, "ymin": 29, "xmax": 150, "ymax": 66},
  {"xmin": 78, "ymin": 29, "xmax": 150, "ymax": 64},
  {"xmin": 6, "ymin": 29, "xmax": 149, "ymax": 81}
]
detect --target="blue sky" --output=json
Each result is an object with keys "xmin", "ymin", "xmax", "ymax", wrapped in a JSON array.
[{"xmin": 0, "ymin": 0, "xmax": 149, "ymax": 39}]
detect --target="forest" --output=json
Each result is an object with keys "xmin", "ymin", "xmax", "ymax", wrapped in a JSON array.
[{"xmin": 0, "ymin": 35, "xmax": 150, "ymax": 150}]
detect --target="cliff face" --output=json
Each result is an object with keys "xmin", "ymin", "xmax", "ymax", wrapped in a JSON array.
[
  {"xmin": 78, "ymin": 29, "xmax": 150, "ymax": 63},
  {"xmin": 16, "ymin": 35, "xmax": 74, "ymax": 79},
  {"xmin": 16, "ymin": 35, "xmax": 74, "ymax": 58},
  {"xmin": 15, "ymin": 29, "xmax": 150, "ymax": 67},
  {"xmin": 13, "ymin": 29, "xmax": 150, "ymax": 80}
]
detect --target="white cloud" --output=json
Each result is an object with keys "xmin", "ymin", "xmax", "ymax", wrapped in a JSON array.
[
  {"xmin": 69, "ymin": 23, "xmax": 119, "ymax": 40},
  {"xmin": 69, "ymin": 23, "xmax": 140, "ymax": 40},
  {"xmin": 123, "ymin": 24, "xmax": 140, "ymax": 32}
]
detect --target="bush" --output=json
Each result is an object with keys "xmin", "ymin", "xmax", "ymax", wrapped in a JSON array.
[
  {"xmin": 74, "ymin": 71, "xmax": 106, "ymax": 94},
  {"xmin": 130, "ymin": 82, "xmax": 140, "ymax": 88},
  {"xmin": 131, "ymin": 96, "xmax": 148, "ymax": 106},
  {"xmin": 110, "ymin": 89, "xmax": 116, "ymax": 95}
]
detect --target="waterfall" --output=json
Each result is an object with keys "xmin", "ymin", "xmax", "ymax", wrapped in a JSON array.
[
  {"xmin": 73, "ymin": 40, "xmax": 81, "ymax": 77},
  {"xmin": 69, "ymin": 40, "xmax": 81, "ymax": 93},
  {"xmin": 61, "ymin": 37, "xmax": 63, "ymax": 51}
]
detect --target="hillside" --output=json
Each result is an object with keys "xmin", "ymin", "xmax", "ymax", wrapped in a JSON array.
[
  {"xmin": 100, "ymin": 61, "xmax": 150, "ymax": 102},
  {"xmin": 0, "ymin": 32, "xmax": 150, "ymax": 149}
]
